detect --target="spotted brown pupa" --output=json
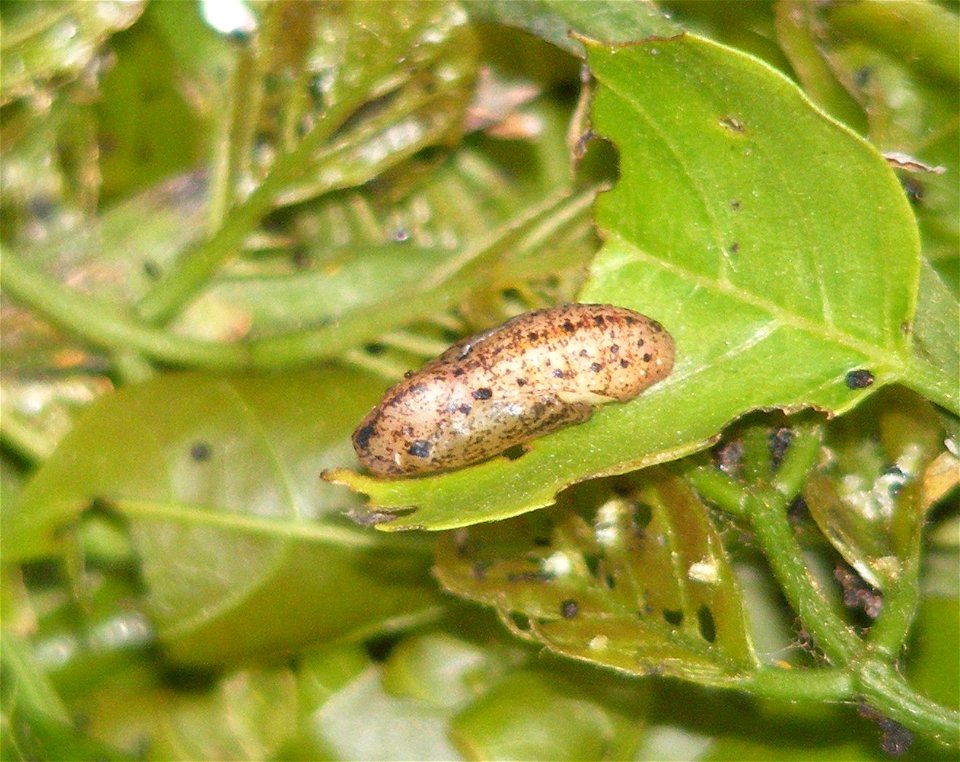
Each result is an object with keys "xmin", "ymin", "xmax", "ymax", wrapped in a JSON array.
[{"xmin": 353, "ymin": 304, "xmax": 674, "ymax": 477}]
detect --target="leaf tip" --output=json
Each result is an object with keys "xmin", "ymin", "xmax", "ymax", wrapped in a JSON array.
[{"xmin": 346, "ymin": 506, "xmax": 418, "ymax": 530}]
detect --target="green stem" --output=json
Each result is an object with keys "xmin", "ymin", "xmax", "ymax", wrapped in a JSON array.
[
  {"xmin": 681, "ymin": 463, "xmax": 751, "ymax": 518},
  {"xmin": 0, "ymin": 411, "xmax": 55, "ymax": 463},
  {"xmin": 110, "ymin": 350, "xmax": 155, "ymax": 384},
  {"xmin": 206, "ymin": 45, "xmax": 258, "ymax": 235},
  {"xmin": 136, "ymin": 97, "xmax": 358, "ymax": 325},
  {"xmin": 0, "ymin": 246, "xmax": 249, "ymax": 369},
  {"xmin": 770, "ymin": 421, "xmax": 823, "ymax": 499},
  {"xmin": 857, "ymin": 659, "xmax": 960, "ymax": 749},
  {"xmin": 866, "ymin": 486, "xmax": 923, "ymax": 658},
  {"xmin": 742, "ymin": 665, "xmax": 852, "ymax": 702},
  {"xmin": 741, "ymin": 661, "xmax": 960, "ymax": 749},
  {"xmin": 0, "ymin": 631, "xmax": 71, "ymax": 723},
  {"xmin": 684, "ymin": 420, "xmax": 956, "ymax": 747},
  {"xmin": 2, "ymin": 189, "xmax": 599, "ymax": 371},
  {"xmin": 747, "ymin": 486, "xmax": 861, "ymax": 665},
  {"xmin": 867, "ymin": 563, "xmax": 919, "ymax": 659},
  {"xmin": 246, "ymin": 188, "xmax": 598, "ymax": 367},
  {"xmin": 687, "ymin": 421, "xmax": 859, "ymax": 664}
]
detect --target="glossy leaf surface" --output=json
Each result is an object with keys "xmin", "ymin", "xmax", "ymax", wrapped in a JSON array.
[
  {"xmin": 6, "ymin": 371, "xmax": 440, "ymax": 663},
  {"xmin": 333, "ymin": 34, "xmax": 928, "ymax": 531}
]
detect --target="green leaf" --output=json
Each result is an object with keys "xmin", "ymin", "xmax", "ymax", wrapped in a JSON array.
[
  {"xmin": 136, "ymin": 0, "xmax": 478, "ymax": 325},
  {"xmin": 773, "ymin": 1, "xmax": 868, "ymax": 134},
  {"xmin": 295, "ymin": 665, "xmax": 460, "ymax": 760},
  {"xmin": 5, "ymin": 370, "xmax": 441, "ymax": 663},
  {"xmin": 380, "ymin": 632, "xmax": 496, "ymax": 709},
  {"xmin": 817, "ymin": 9, "xmax": 959, "ymax": 281},
  {"xmin": 826, "ymin": 1, "xmax": 959, "ymax": 86},
  {"xmin": 913, "ymin": 259, "xmax": 960, "ymax": 385},
  {"xmin": 96, "ymin": 4, "xmax": 209, "ymax": 197},
  {"xmin": 435, "ymin": 470, "xmax": 756, "ymax": 686},
  {"xmin": 466, "ymin": 0, "xmax": 678, "ymax": 56},
  {"xmin": 907, "ymin": 596, "xmax": 960, "ymax": 711},
  {"xmin": 450, "ymin": 669, "xmax": 643, "ymax": 761},
  {"xmin": 332, "ymin": 33, "xmax": 933, "ymax": 531},
  {"xmin": 77, "ymin": 664, "xmax": 299, "ymax": 761},
  {"xmin": 803, "ymin": 388, "xmax": 944, "ymax": 590},
  {"xmin": 0, "ymin": 0, "xmax": 145, "ymax": 105},
  {"xmin": 582, "ymin": 35, "xmax": 917, "ymax": 398}
]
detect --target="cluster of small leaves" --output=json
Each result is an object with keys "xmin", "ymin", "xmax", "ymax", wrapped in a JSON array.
[
  {"xmin": 435, "ymin": 470, "xmax": 757, "ymax": 686},
  {"xmin": 1, "ymin": 1, "xmax": 958, "ymax": 760}
]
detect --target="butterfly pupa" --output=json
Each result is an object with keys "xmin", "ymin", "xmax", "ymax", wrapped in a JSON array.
[{"xmin": 353, "ymin": 304, "xmax": 674, "ymax": 477}]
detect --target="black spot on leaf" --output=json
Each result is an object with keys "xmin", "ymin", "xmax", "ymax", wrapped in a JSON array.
[
  {"xmin": 845, "ymin": 369, "xmax": 875, "ymax": 389},
  {"xmin": 697, "ymin": 604, "xmax": 716, "ymax": 643},
  {"xmin": 663, "ymin": 609, "xmax": 684, "ymax": 626},
  {"xmin": 190, "ymin": 442, "xmax": 212, "ymax": 462}
]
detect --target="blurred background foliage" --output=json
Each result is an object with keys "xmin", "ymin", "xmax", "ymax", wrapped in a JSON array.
[{"xmin": 0, "ymin": 1, "xmax": 957, "ymax": 760}]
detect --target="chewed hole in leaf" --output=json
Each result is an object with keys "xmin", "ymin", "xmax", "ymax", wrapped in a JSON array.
[
  {"xmin": 330, "ymin": 32, "xmax": 927, "ymax": 534},
  {"xmin": 583, "ymin": 552, "xmax": 602, "ymax": 579},
  {"xmin": 663, "ymin": 609, "xmax": 684, "ymax": 627},
  {"xmin": 697, "ymin": 604, "xmax": 717, "ymax": 643},
  {"xmin": 631, "ymin": 501, "xmax": 653, "ymax": 529},
  {"xmin": 434, "ymin": 470, "xmax": 757, "ymax": 685},
  {"xmin": 803, "ymin": 388, "xmax": 945, "ymax": 591}
]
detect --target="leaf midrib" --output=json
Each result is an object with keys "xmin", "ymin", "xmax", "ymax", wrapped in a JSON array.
[{"xmin": 603, "ymin": 232, "xmax": 908, "ymax": 369}]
